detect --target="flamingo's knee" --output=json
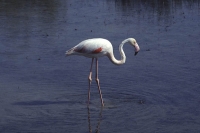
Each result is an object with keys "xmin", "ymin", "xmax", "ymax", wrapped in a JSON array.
[
  {"xmin": 88, "ymin": 76, "xmax": 92, "ymax": 82},
  {"xmin": 95, "ymin": 78, "xmax": 99, "ymax": 83}
]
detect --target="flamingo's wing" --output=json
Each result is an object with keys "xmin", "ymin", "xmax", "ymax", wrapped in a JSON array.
[
  {"xmin": 73, "ymin": 41, "xmax": 103, "ymax": 54},
  {"xmin": 66, "ymin": 38, "xmax": 111, "ymax": 56}
]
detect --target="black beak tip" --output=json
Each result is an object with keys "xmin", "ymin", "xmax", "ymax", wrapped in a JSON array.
[{"xmin": 135, "ymin": 52, "xmax": 138, "ymax": 56}]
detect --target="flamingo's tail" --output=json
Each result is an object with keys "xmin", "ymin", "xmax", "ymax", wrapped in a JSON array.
[{"xmin": 65, "ymin": 47, "xmax": 75, "ymax": 56}]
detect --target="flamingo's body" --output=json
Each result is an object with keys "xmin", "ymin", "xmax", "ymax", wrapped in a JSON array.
[
  {"xmin": 66, "ymin": 38, "xmax": 111, "ymax": 58},
  {"xmin": 66, "ymin": 38, "xmax": 140, "ymax": 106}
]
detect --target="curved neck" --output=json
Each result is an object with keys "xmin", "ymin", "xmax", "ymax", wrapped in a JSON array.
[{"xmin": 108, "ymin": 39, "xmax": 131, "ymax": 65}]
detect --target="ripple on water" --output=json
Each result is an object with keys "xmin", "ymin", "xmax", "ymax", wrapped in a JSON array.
[{"xmin": 99, "ymin": 86, "xmax": 178, "ymax": 127}]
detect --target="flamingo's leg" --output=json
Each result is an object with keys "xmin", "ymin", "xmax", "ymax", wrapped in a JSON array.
[
  {"xmin": 88, "ymin": 58, "xmax": 94, "ymax": 105},
  {"xmin": 95, "ymin": 58, "xmax": 104, "ymax": 106}
]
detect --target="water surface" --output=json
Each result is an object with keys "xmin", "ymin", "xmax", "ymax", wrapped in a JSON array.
[{"xmin": 0, "ymin": 0, "xmax": 200, "ymax": 133}]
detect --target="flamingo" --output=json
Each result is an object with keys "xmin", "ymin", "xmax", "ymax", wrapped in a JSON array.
[{"xmin": 66, "ymin": 38, "xmax": 140, "ymax": 106}]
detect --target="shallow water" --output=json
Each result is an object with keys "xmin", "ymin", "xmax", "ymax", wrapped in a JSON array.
[{"xmin": 0, "ymin": 0, "xmax": 200, "ymax": 132}]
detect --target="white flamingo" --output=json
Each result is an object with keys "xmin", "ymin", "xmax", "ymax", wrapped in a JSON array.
[{"xmin": 66, "ymin": 38, "xmax": 140, "ymax": 106}]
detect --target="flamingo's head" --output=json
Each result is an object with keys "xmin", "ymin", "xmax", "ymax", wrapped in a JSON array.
[{"xmin": 129, "ymin": 38, "xmax": 140, "ymax": 56}]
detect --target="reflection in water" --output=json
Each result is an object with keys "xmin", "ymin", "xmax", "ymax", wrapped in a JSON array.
[
  {"xmin": 87, "ymin": 106, "xmax": 103, "ymax": 133},
  {"xmin": 110, "ymin": 0, "xmax": 199, "ymax": 22},
  {"xmin": 114, "ymin": 0, "xmax": 200, "ymax": 11},
  {"xmin": 0, "ymin": 0, "xmax": 60, "ymax": 24},
  {"xmin": 0, "ymin": 0, "xmax": 66, "ymax": 69},
  {"xmin": 0, "ymin": 0, "xmax": 59, "ymax": 12},
  {"xmin": 0, "ymin": 0, "xmax": 62, "ymax": 50}
]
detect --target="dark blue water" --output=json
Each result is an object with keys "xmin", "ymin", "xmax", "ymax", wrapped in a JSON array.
[{"xmin": 0, "ymin": 0, "xmax": 200, "ymax": 132}]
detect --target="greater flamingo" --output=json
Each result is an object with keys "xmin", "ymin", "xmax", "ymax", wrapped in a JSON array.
[{"xmin": 66, "ymin": 38, "xmax": 140, "ymax": 106}]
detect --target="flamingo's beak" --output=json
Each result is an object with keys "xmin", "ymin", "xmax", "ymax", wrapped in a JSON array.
[{"xmin": 134, "ymin": 43, "xmax": 140, "ymax": 56}]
